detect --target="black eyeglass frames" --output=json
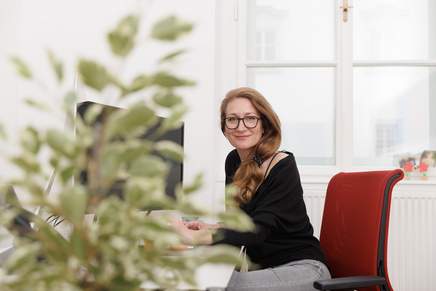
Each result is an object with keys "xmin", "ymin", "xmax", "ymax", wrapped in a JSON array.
[{"xmin": 224, "ymin": 116, "xmax": 260, "ymax": 129}]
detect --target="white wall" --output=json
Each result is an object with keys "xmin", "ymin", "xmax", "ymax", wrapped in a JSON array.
[{"xmin": 0, "ymin": 0, "xmax": 222, "ymax": 212}]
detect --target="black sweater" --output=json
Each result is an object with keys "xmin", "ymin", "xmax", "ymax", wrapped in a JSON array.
[{"xmin": 214, "ymin": 150, "xmax": 326, "ymax": 269}]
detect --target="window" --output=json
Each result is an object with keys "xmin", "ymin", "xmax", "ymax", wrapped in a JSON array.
[
  {"xmin": 244, "ymin": 0, "xmax": 336, "ymax": 166},
  {"xmin": 223, "ymin": 0, "xmax": 436, "ymax": 170},
  {"xmin": 352, "ymin": 0, "xmax": 436, "ymax": 166}
]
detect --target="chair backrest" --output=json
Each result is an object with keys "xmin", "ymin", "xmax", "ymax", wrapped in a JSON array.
[{"xmin": 319, "ymin": 169, "xmax": 403, "ymax": 291}]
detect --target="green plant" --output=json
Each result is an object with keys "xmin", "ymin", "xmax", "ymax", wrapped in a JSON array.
[{"xmin": 0, "ymin": 13, "xmax": 252, "ymax": 291}]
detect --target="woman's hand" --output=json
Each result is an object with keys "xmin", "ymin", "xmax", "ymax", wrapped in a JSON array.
[
  {"xmin": 171, "ymin": 219, "xmax": 213, "ymax": 245},
  {"xmin": 185, "ymin": 220, "xmax": 221, "ymax": 231}
]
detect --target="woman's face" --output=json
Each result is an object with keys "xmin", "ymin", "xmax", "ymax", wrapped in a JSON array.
[{"xmin": 224, "ymin": 98, "xmax": 263, "ymax": 155}]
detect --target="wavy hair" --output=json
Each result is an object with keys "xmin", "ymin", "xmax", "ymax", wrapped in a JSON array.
[{"xmin": 220, "ymin": 87, "xmax": 281, "ymax": 203}]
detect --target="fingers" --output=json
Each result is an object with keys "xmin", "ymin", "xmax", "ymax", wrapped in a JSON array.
[
  {"xmin": 185, "ymin": 221, "xmax": 201, "ymax": 230},
  {"xmin": 170, "ymin": 218, "xmax": 214, "ymax": 245}
]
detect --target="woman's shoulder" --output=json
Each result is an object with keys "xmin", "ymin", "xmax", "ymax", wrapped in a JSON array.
[
  {"xmin": 226, "ymin": 149, "xmax": 238, "ymax": 159},
  {"xmin": 275, "ymin": 151, "xmax": 291, "ymax": 163},
  {"xmin": 261, "ymin": 151, "xmax": 296, "ymax": 180},
  {"xmin": 225, "ymin": 149, "xmax": 240, "ymax": 176},
  {"xmin": 273, "ymin": 151, "xmax": 295, "ymax": 166},
  {"xmin": 225, "ymin": 149, "xmax": 240, "ymax": 164},
  {"xmin": 268, "ymin": 151, "xmax": 298, "ymax": 175}
]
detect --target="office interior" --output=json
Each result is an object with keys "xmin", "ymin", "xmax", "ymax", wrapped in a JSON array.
[{"xmin": 0, "ymin": 1, "xmax": 435, "ymax": 290}]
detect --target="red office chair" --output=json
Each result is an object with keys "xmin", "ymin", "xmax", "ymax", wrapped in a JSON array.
[{"xmin": 314, "ymin": 169, "xmax": 404, "ymax": 291}]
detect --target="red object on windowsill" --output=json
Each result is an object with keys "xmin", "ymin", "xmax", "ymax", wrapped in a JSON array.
[
  {"xmin": 419, "ymin": 162, "xmax": 429, "ymax": 173},
  {"xmin": 403, "ymin": 161, "xmax": 414, "ymax": 172}
]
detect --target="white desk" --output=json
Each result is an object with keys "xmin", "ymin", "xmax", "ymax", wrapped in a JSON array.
[
  {"xmin": 0, "ymin": 246, "xmax": 14, "ymax": 266},
  {"xmin": 195, "ymin": 263, "xmax": 234, "ymax": 289},
  {"xmin": 140, "ymin": 263, "xmax": 234, "ymax": 290}
]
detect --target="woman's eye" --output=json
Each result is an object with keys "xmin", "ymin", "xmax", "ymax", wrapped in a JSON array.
[
  {"xmin": 246, "ymin": 116, "xmax": 257, "ymax": 121},
  {"xmin": 227, "ymin": 117, "xmax": 237, "ymax": 122}
]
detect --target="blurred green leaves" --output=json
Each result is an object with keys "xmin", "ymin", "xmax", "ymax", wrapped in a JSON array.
[
  {"xmin": 77, "ymin": 60, "xmax": 113, "ymax": 92},
  {"xmin": 20, "ymin": 126, "xmax": 41, "ymax": 154},
  {"xmin": 158, "ymin": 103, "xmax": 188, "ymax": 134},
  {"xmin": 154, "ymin": 141, "xmax": 184, "ymax": 162},
  {"xmin": 129, "ymin": 156, "xmax": 168, "ymax": 178},
  {"xmin": 0, "ymin": 123, "xmax": 7, "ymax": 140},
  {"xmin": 159, "ymin": 48, "xmax": 187, "ymax": 64},
  {"xmin": 127, "ymin": 74, "xmax": 151, "ymax": 93},
  {"xmin": 59, "ymin": 186, "xmax": 87, "ymax": 225},
  {"xmin": 10, "ymin": 152, "xmax": 41, "ymax": 174},
  {"xmin": 4, "ymin": 243, "xmax": 41, "ymax": 273},
  {"xmin": 24, "ymin": 98, "xmax": 51, "ymax": 112},
  {"xmin": 107, "ymin": 14, "xmax": 139, "ymax": 57},
  {"xmin": 1, "ymin": 10, "xmax": 253, "ymax": 291},
  {"xmin": 10, "ymin": 57, "xmax": 33, "ymax": 79},
  {"xmin": 194, "ymin": 245, "xmax": 241, "ymax": 265},
  {"xmin": 151, "ymin": 16, "xmax": 193, "ymax": 41},
  {"xmin": 218, "ymin": 209, "xmax": 253, "ymax": 232},
  {"xmin": 46, "ymin": 129, "xmax": 77, "ymax": 159},
  {"xmin": 152, "ymin": 91, "xmax": 183, "ymax": 108},
  {"xmin": 46, "ymin": 50, "xmax": 64, "ymax": 83},
  {"xmin": 152, "ymin": 71, "xmax": 195, "ymax": 88},
  {"xmin": 182, "ymin": 173, "xmax": 203, "ymax": 195},
  {"xmin": 106, "ymin": 103, "xmax": 157, "ymax": 139}
]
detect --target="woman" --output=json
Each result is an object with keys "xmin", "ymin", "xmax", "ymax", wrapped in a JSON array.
[{"xmin": 173, "ymin": 87, "xmax": 330, "ymax": 290}]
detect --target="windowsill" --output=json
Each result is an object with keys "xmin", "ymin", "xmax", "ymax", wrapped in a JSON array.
[
  {"xmin": 399, "ymin": 179, "xmax": 436, "ymax": 185},
  {"xmin": 301, "ymin": 177, "xmax": 436, "ymax": 185},
  {"xmin": 217, "ymin": 167, "xmax": 436, "ymax": 186},
  {"xmin": 299, "ymin": 165, "xmax": 436, "ymax": 186}
]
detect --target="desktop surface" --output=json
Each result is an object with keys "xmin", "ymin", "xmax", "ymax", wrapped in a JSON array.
[{"xmin": 140, "ymin": 262, "xmax": 234, "ymax": 290}]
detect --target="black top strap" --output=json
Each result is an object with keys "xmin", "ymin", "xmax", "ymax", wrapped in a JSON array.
[{"xmin": 262, "ymin": 152, "xmax": 280, "ymax": 181}]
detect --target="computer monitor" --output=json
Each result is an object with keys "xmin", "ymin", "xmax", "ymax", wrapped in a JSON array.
[
  {"xmin": 0, "ymin": 185, "xmax": 33, "ymax": 237},
  {"xmin": 76, "ymin": 101, "xmax": 184, "ymax": 200}
]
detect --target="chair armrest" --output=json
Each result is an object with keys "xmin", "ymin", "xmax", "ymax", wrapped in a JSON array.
[{"xmin": 313, "ymin": 275, "xmax": 386, "ymax": 290}]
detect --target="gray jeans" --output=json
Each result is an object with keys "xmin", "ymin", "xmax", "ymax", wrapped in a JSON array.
[{"xmin": 226, "ymin": 259, "xmax": 331, "ymax": 291}]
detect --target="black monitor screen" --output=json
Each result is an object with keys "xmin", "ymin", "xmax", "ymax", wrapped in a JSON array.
[{"xmin": 76, "ymin": 101, "xmax": 184, "ymax": 200}]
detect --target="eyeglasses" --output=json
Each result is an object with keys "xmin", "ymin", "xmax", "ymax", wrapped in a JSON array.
[{"xmin": 224, "ymin": 116, "xmax": 260, "ymax": 129}]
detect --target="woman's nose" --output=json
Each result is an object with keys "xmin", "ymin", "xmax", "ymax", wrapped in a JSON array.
[{"xmin": 235, "ymin": 120, "xmax": 248, "ymax": 130}]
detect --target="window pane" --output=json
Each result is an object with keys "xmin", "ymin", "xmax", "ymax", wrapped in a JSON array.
[
  {"xmin": 247, "ymin": 0, "xmax": 335, "ymax": 61},
  {"xmin": 354, "ymin": 0, "xmax": 436, "ymax": 60},
  {"xmin": 247, "ymin": 68, "xmax": 335, "ymax": 165},
  {"xmin": 353, "ymin": 67, "xmax": 436, "ymax": 165}
]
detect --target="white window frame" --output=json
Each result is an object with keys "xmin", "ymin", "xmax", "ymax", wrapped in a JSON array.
[{"xmin": 215, "ymin": 0, "xmax": 436, "ymax": 183}]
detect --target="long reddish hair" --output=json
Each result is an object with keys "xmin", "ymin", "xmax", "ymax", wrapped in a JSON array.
[{"xmin": 220, "ymin": 87, "xmax": 281, "ymax": 203}]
